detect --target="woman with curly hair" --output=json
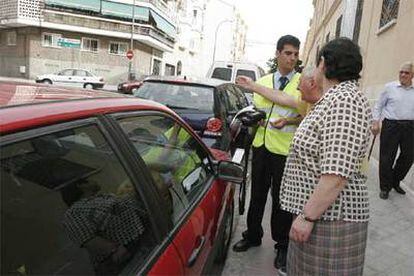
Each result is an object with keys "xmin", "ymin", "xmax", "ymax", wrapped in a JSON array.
[{"xmin": 280, "ymin": 37, "xmax": 373, "ymax": 275}]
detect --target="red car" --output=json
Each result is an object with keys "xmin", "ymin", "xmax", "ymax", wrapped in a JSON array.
[
  {"xmin": 0, "ymin": 82, "xmax": 243, "ymax": 275},
  {"xmin": 117, "ymin": 80, "xmax": 143, "ymax": 94}
]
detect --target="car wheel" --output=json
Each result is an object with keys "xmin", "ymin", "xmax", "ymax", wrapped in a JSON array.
[
  {"xmin": 215, "ymin": 199, "xmax": 234, "ymax": 264},
  {"xmin": 84, "ymin": 83, "xmax": 94, "ymax": 89},
  {"xmin": 42, "ymin": 79, "xmax": 52, "ymax": 85}
]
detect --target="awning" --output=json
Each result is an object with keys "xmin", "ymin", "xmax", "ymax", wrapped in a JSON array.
[
  {"xmin": 45, "ymin": 0, "xmax": 101, "ymax": 12},
  {"xmin": 101, "ymin": 1, "xmax": 149, "ymax": 21},
  {"xmin": 149, "ymin": 10, "xmax": 176, "ymax": 37}
]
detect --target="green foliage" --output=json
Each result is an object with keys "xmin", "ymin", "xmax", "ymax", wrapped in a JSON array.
[
  {"xmin": 266, "ymin": 57, "xmax": 303, "ymax": 73},
  {"xmin": 266, "ymin": 57, "xmax": 278, "ymax": 73}
]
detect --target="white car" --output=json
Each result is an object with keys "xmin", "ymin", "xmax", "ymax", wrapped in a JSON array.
[
  {"xmin": 36, "ymin": 69, "xmax": 104, "ymax": 89},
  {"xmin": 206, "ymin": 61, "xmax": 265, "ymax": 83}
]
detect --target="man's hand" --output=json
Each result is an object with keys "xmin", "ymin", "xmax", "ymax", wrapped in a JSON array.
[
  {"xmin": 289, "ymin": 215, "xmax": 314, "ymax": 243},
  {"xmin": 371, "ymin": 121, "xmax": 381, "ymax": 135},
  {"xmin": 236, "ymin": 76, "xmax": 254, "ymax": 90},
  {"xmin": 270, "ymin": 118, "xmax": 288, "ymax": 129}
]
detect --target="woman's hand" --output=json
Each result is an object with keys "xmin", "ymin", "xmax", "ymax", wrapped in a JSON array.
[
  {"xmin": 111, "ymin": 244, "xmax": 131, "ymax": 264},
  {"xmin": 289, "ymin": 215, "xmax": 314, "ymax": 243}
]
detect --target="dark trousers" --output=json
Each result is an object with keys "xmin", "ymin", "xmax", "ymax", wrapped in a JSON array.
[
  {"xmin": 379, "ymin": 119, "xmax": 414, "ymax": 192},
  {"xmin": 245, "ymin": 145, "xmax": 293, "ymax": 249}
]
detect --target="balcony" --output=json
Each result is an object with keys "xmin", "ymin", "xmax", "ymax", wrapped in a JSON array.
[
  {"xmin": 43, "ymin": 11, "xmax": 175, "ymax": 49},
  {"xmin": 0, "ymin": 0, "xmax": 176, "ymax": 50}
]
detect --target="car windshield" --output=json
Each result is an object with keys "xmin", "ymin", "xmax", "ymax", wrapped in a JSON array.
[{"xmin": 134, "ymin": 82, "xmax": 214, "ymax": 112}]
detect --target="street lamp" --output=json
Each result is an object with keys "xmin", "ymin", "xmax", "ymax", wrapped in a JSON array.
[
  {"xmin": 212, "ymin": 19, "xmax": 233, "ymax": 62},
  {"xmin": 128, "ymin": 0, "xmax": 136, "ymax": 81}
]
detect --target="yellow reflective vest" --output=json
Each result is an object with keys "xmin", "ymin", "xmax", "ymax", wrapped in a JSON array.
[{"xmin": 252, "ymin": 73, "xmax": 301, "ymax": 156}]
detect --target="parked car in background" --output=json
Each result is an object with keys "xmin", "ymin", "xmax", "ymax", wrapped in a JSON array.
[
  {"xmin": 117, "ymin": 80, "xmax": 143, "ymax": 94},
  {"xmin": 206, "ymin": 61, "xmax": 265, "ymax": 83},
  {"xmin": 133, "ymin": 76, "xmax": 252, "ymax": 153},
  {"xmin": 35, "ymin": 68, "xmax": 104, "ymax": 89},
  {"xmin": 0, "ymin": 81, "xmax": 243, "ymax": 275}
]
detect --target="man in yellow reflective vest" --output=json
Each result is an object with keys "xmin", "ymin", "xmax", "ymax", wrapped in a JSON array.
[{"xmin": 232, "ymin": 35, "xmax": 302, "ymax": 273}]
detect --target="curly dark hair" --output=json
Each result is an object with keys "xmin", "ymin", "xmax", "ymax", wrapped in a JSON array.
[
  {"xmin": 277, "ymin": 35, "xmax": 300, "ymax": 51},
  {"xmin": 317, "ymin": 37, "xmax": 362, "ymax": 81}
]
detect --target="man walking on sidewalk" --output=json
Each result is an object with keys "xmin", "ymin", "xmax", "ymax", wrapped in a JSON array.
[
  {"xmin": 371, "ymin": 61, "xmax": 414, "ymax": 199},
  {"xmin": 232, "ymin": 35, "xmax": 302, "ymax": 274}
]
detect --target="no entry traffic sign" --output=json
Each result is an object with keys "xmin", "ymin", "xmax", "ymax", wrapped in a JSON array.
[{"xmin": 126, "ymin": 50, "xmax": 134, "ymax": 60}]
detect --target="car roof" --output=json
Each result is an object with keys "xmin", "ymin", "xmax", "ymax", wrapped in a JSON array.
[
  {"xmin": 0, "ymin": 81, "xmax": 172, "ymax": 134},
  {"xmin": 210, "ymin": 61, "xmax": 262, "ymax": 68},
  {"xmin": 56, "ymin": 68, "xmax": 91, "ymax": 71},
  {"xmin": 143, "ymin": 75, "xmax": 228, "ymax": 87}
]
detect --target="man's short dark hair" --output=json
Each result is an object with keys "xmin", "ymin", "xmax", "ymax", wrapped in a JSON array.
[
  {"xmin": 277, "ymin": 35, "xmax": 300, "ymax": 51},
  {"xmin": 317, "ymin": 37, "xmax": 362, "ymax": 82}
]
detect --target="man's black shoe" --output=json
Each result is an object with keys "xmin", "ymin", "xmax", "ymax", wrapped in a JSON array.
[
  {"xmin": 394, "ymin": 186, "xmax": 406, "ymax": 195},
  {"xmin": 379, "ymin": 191, "xmax": 389, "ymax": 199},
  {"xmin": 232, "ymin": 239, "xmax": 261, "ymax": 252},
  {"xmin": 274, "ymin": 247, "xmax": 287, "ymax": 271}
]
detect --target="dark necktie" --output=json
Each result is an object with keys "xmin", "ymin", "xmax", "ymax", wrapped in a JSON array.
[{"xmin": 279, "ymin": 76, "xmax": 289, "ymax": 90}]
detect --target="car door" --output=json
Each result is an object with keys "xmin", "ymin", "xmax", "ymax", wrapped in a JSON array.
[
  {"xmin": 114, "ymin": 112, "xmax": 230, "ymax": 274},
  {"xmin": 54, "ymin": 69, "xmax": 75, "ymax": 86},
  {"xmin": 72, "ymin": 70, "xmax": 89, "ymax": 87},
  {"xmin": 0, "ymin": 119, "xmax": 162, "ymax": 275}
]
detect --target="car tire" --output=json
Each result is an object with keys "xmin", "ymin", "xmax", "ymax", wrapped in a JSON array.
[
  {"xmin": 84, "ymin": 83, "xmax": 94, "ymax": 90},
  {"xmin": 42, "ymin": 79, "xmax": 52, "ymax": 85},
  {"xmin": 215, "ymin": 199, "xmax": 234, "ymax": 264}
]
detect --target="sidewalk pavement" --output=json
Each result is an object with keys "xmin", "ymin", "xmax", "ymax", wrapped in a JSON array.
[
  {"xmin": 0, "ymin": 76, "xmax": 118, "ymax": 92},
  {"xmin": 223, "ymin": 159, "xmax": 414, "ymax": 276}
]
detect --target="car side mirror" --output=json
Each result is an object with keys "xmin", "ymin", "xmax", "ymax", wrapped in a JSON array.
[{"xmin": 217, "ymin": 160, "xmax": 244, "ymax": 184}]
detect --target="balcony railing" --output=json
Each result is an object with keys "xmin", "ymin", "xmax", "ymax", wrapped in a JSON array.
[{"xmin": 43, "ymin": 11, "xmax": 175, "ymax": 48}]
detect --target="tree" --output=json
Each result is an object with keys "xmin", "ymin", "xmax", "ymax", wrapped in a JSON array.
[{"xmin": 266, "ymin": 57, "xmax": 278, "ymax": 73}]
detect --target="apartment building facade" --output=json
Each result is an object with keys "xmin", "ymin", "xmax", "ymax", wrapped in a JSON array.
[
  {"xmin": 302, "ymin": 0, "xmax": 414, "ymax": 188},
  {"xmin": 0, "ymin": 0, "xmax": 177, "ymax": 83}
]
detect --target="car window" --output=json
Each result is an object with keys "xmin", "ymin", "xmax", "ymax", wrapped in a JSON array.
[
  {"xmin": 118, "ymin": 115, "xmax": 213, "ymax": 224},
  {"xmin": 134, "ymin": 82, "xmax": 214, "ymax": 112},
  {"xmin": 59, "ymin": 69, "xmax": 74, "ymax": 76},
  {"xmin": 75, "ymin": 70, "xmax": 88, "ymax": 77},
  {"xmin": 0, "ymin": 125, "xmax": 156, "ymax": 275},
  {"xmin": 236, "ymin": 69, "xmax": 256, "ymax": 81},
  {"xmin": 211, "ymin": 67, "xmax": 232, "ymax": 81}
]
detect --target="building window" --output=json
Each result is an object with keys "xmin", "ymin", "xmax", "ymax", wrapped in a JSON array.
[
  {"xmin": 335, "ymin": 15, "xmax": 342, "ymax": 38},
  {"xmin": 379, "ymin": 0, "xmax": 399, "ymax": 28},
  {"xmin": 7, "ymin": 31, "xmax": 17, "ymax": 46},
  {"xmin": 152, "ymin": 58, "xmax": 162, "ymax": 75},
  {"xmin": 177, "ymin": 61, "xmax": 182, "ymax": 76},
  {"xmin": 81, "ymin": 37, "xmax": 99, "ymax": 52},
  {"xmin": 109, "ymin": 42, "xmax": 128, "ymax": 55},
  {"xmin": 353, "ymin": 0, "xmax": 364, "ymax": 43},
  {"xmin": 315, "ymin": 45, "xmax": 320, "ymax": 65},
  {"xmin": 192, "ymin": 9, "xmax": 198, "ymax": 25},
  {"xmin": 165, "ymin": 64, "xmax": 175, "ymax": 76},
  {"xmin": 42, "ymin": 33, "xmax": 62, "ymax": 48}
]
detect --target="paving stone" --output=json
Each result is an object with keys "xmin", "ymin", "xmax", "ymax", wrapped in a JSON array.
[{"xmin": 222, "ymin": 160, "xmax": 414, "ymax": 275}]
